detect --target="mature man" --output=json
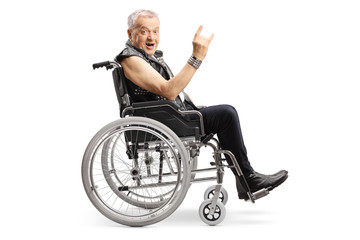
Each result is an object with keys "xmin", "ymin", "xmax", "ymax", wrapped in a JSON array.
[{"xmin": 115, "ymin": 9, "xmax": 288, "ymax": 200}]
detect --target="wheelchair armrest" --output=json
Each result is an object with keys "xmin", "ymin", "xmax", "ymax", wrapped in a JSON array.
[
  {"xmin": 122, "ymin": 100, "xmax": 180, "ymax": 117},
  {"xmin": 132, "ymin": 100, "xmax": 181, "ymax": 111},
  {"xmin": 122, "ymin": 100, "xmax": 205, "ymax": 139}
]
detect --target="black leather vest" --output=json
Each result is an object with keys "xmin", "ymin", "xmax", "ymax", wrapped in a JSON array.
[{"xmin": 115, "ymin": 40, "xmax": 186, "ymax": 110}]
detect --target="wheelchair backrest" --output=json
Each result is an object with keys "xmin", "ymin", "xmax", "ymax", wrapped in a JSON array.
[{"xmin": 112, "ymin": 67, "xmax": 131, "ymax": 115}]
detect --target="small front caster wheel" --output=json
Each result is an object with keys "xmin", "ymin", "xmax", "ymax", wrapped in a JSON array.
[
  {"xmin": 204, "ymin": 185, "xmax": 229, "ymax": 205},
  {"xmin": 198, "ymin": 199, "xmax": 226, "ymax": 226}
]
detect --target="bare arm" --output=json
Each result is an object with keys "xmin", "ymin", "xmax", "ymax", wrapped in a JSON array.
[{"xmin": 121, "ymin": 26, "xmax": 214, "ymax": 101}]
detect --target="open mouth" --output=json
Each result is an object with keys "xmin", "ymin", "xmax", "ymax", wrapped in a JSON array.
[{"xmin": 146, "ymin": 43, "xmax": 155, "ymax": 49}]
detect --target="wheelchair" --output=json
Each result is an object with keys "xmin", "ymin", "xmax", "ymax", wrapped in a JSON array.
[{"xmin": 82, "ymin": 61, "xmax": 270, "ymax": 227}]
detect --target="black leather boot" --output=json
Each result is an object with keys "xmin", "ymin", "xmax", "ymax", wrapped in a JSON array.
[{"xmin": 237, "ymin": 170, "xmax": 288, "ymax": 200}]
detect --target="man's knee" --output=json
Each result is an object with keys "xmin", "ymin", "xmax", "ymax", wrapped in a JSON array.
[
  {"xmin": 220, "ymin": 104, "xmax": 238, "ymax": 118},
  {"xmin": 200, "ymin": 104, "xmax": 240, "ymax": 133}
]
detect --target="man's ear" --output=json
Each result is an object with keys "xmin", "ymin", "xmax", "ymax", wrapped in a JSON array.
[{"xmin": 127, "ymin": 29, "xmax": 132, "ymax": 41}]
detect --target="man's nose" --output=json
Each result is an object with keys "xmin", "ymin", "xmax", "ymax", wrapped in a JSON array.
[{"xmin": 147, "ymin": 32, "xmax": 154, "ymax": 40}]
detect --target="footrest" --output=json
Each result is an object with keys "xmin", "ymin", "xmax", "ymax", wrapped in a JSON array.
[{"xmin": 252, "ymin": 188, "xmax": 270, "ymax": 200}]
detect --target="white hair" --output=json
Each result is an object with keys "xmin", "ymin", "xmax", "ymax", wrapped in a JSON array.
[{"xmin": 127, "ymin": 9, "xmax": 159, "ymax": 30}]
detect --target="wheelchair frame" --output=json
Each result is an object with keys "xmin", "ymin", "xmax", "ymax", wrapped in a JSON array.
[{"xmin": 82, "ymin": 60, "xmax": 269, "ymax": 227}]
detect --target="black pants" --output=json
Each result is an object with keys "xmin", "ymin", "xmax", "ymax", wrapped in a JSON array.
[{"xmin": 198, "ymin": 105, "xmax": 254, "ymax": 175}]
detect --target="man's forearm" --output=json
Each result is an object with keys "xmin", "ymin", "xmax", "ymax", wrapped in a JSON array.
[{"xmin": 162, "ymin": 62, "xmax": 197, "ymax": 100}]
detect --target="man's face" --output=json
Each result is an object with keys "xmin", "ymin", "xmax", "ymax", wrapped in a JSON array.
[{"xmin": 129, "ymin": 16, "xmax": 160, "ymax": 56}]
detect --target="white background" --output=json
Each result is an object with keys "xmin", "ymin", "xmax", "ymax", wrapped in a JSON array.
[{"xmin": 1, "ymin": 0, "xmax": 359, "ymax": 239}]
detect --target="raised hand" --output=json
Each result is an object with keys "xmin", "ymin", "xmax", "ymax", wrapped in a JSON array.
[{"xmin": 192, "ymin": 25, "xmax": 214, "ymax": 61}]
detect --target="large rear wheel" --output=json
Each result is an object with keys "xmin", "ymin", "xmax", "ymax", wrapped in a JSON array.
[{"xmin": 82, "ymin": 117, "xmax": 191, "ymax": 226}]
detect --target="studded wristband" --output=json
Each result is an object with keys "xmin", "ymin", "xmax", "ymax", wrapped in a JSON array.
[{"xmin": 187, "ymin": 55, "xmax": 202, "ymax": 69}]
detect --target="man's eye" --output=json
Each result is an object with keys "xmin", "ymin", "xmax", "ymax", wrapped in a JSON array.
[{"xmin": 141, "ymin": 30, "xmax": 148, "ymax": 34}]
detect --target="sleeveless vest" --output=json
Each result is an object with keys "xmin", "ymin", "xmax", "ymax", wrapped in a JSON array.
[{"xmin": 115, "ymin": 40, "xmax": 187, "ymax": 110}]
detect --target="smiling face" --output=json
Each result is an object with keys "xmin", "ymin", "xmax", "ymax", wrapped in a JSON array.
[{"xmin": 128, "ymin": 16, "xmax": 160, "ymax": 56}]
